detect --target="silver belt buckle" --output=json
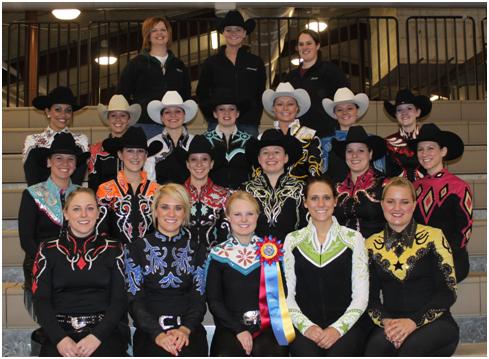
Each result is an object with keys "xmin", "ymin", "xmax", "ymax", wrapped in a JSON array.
[
  {"xmin": 71, "ymin": 317, "xmax": 87, "ymax": 331},
  {"xmin": 242, "ymin": 310, "xmax": 260, "ymax": 326},
  {"xmin": 159, "ymin": 315, "xmax": 181, "ymax": 330}
]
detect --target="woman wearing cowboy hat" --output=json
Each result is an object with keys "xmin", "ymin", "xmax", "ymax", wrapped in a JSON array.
[
  {"xmin": 242, "ymin": 129, "xmax": 307, "ymax": 242},
  {"xmin": 262, "ymin": 82, "xmax": 323, "ymax": 180},
  {"xmin": 179, "ymin": 135, "xmax": 230, "ymax": 250},
  {"xmin": 118, "ymin": 16, "xmax": 191, "ymax": 139},
  {"xmin": 23, "ymin": 86, "xmax": 89, "ymax": 186},
  {"xmin": 202, "ymin": 89, "xmax": 254, "ymax": 189},
  {"xmin": 144, "ymin": 91, "xmax": 198, "ymax": 184},
  {"xmin": 332, "ymin": 126, "xmax": 387, "ymax": 239},
  {"xmin": 88, "ymin": 94, "xmax": 141, "ymax": 191},
  {"xmin": 410, "ymin": 123, "xmax": 473, "ymax": 282},
  {"xmin": 196, "ymin": 10, "xmax": 266, "ymax": 137},
  {"xmin": 285, "ymin": 29, "xmax": 349, "ymax": 137},
  {"xmin": 18, "ymin": 132, "xmax": 90, "ymax": 350},
  {"xmin": 96, "ymin": 126, "xmax": 162, "ymax": 245},
  {"xmin": 321, "ymin": 87, "xmax": 385, "ymax": 183},
  {"xmin": 384, "ymin": 89, "xmax": 432, "ymax": 181}
]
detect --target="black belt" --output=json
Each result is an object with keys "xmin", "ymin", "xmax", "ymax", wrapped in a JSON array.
[
  {"xmin": 158, "ymin": 315, "xmax": 182, "ymax": 331},
  {"xmin": 56, "ymin": 313, "xmax": 104, "ymax": 333}
]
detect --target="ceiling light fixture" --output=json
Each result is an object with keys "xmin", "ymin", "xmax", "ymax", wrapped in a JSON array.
[
  {"xmin": 305, "ymin": 21, "xmax": 328, "ymax": 32},
  {"xmin": 210, "ymin": 31, "xmax": 219, "ymax": 50},
  {"xmin": 95, "ymin": 40, "xmax": 117, "ymax": 65},
  {"xmin": 51, "ymin": 9, "xmax": 81, "ymax": 20}
]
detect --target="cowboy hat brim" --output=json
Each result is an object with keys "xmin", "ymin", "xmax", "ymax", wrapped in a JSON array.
[
  {"xmin": 217, "ymin": 18, "xmax": 256, "ymax": 34},
  {"xmin": 383, "ymin": 95, "xmax": 432, "ymax": 120},
  {"xmin": 97, "ymin": 103, "xmax": 141, "ymax": 127},
  {"xmin": 262, "ymin": 88, "xmax": 311, "ymax": 118},
  {"xmin": 32, "ymin": 96, "xmax": 84, "ymax": 112},
  {"xmin": 245, "ymin": 134, "xmax": 303, "ymax": 168},
  {"xmin": 407, "ymin": 131, "xmax": 464, "ymax": 161},
  {"xmin": 322, "ymin": 93, "xmax": 369, "ymax": 120},
  {"xmin": 332, "ymin": 135, "xmax": 387, "ymax": 161},
  {"xmin": 147, "ymin": 99, "xmax": 198, "ymax": 124}
]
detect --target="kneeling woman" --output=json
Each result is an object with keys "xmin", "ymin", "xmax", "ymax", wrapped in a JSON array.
[
  {"xmin": 284, "ymin": 177, "xmax": 369, "ymax": 356},
  {"xmin": 125, "ymin": 183, "xmax": 208, "ymax": 357},
  {"xmin": 206, "ymin": 191, "xmax": 293, "ymax": 356},
  {"xmin": 365, "ymin": 177, "xmax": 458, "ymax": 356},
  {"xmin": 32, "ymin": 188, "xmax": 129, "ymax": 357}
]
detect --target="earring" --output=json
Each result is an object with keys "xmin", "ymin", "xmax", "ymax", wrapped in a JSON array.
[{"xmin": 47, "ymin": 115, "xmax": 51, "ymax": 119}]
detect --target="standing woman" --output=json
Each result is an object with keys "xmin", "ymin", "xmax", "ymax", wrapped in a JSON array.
[
  {"xmin": 365, "ymin": 177, "xmax": 459, "ymax": 356},
  {"xmin": 88, "ymin": 95, "xmax": 141, "ymax": 191},
  {"xmin": 206, "ymin": 191, "xmax": 293, "ymax": 356},
  {"xmin": 321, "ymin": 87, "xmax": 385, "ymax": 183},
  {"xmin": 24, "ymin": 86, "xmax": 89, "ymax": 186},
  {"xmin": 410, "ymin": 123, "xmax": 472, "ymax": 282},
  {"xmin": 332, "ymin": 126, "xmax": 387, "ymax": 239},
  {"xmin": 283, "ymin": 177, "xmax": 369, "ymax": 356},
  {"xmin": 32, "ymin": 188, "xmax": 129, "ymax": 357},
  {"xmin": 384, "ymin": 89, "xmax": 432, "ymax": 181},
  {"xmin": 203, "ymin": 90, "xmax": 254, "ymax": 189},
  {"xmin": 118, "ymin": 16, "xmax": 191, "ymax": 139},
  {"xmin": 181, "ymin": 135, "xmax": 230, "ymax": 250},
  {"xmin": 144, "ymin": 91, "xmax": 198, "ymax": 184},
  {"xmin": 242, "ymin": 129, "xmax": 307, "ymax": 242},
  {"xmin": 285, "ymin": 29, "xmax": 349, "ymax": 137},
  {"xmin": 96, "ymin": 126, "xmax": 162, "ymax": 244},
  {"xmin": 262, "ymin": 82, "xmax": 323, "ymax": 180},
  {"xmin": 124, "ymin": 183, "xmax": 208, "ymax": 356}
]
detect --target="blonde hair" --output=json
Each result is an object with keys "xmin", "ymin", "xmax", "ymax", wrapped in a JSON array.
[
  {"xmin": 225, "ymin": 191, "xmax": 260, "ymax": 216},
  {"xmin": 382, "ymin": 177, "xmax": 416, "ymax": 202},
  {"xmin": 151, "ymin": 183, "xmax": 191, "ymax": 226},
  {"xmin": 64, "ymin": 187, "xmax": 98, "ymax": 211},
  {"xmin": 141, "ymin": 16, "xmax": 173, "ymax": 51}
]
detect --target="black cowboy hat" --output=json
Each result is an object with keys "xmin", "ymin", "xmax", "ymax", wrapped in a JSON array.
[
  {"xmin": 408, "ymin": 123, "xmax": 464, "ymax": 161},
  {"xmin": 32, "ymin": 86, "xmax": 84, "ymax": 112},
  {"xmin": 102, "ymin": 126, "xmax": 163, "ymax": 157},
  {"xmin": 217, "ymin": 10, "xmax": 256, "ymax": 34},
  {"xmin": 209, "ymin": 88, "xmax": 250, "ymax": 114},
  {"xmin": 175, "ymin": 135, "xmax": 225, "ymax": 168},
  {"xmin": 245, "ymin": 129, "xmax": 303, "ymax": 167},
  {"xmin": 383, "ymin": 89, "xmax": 432, "ymax": 120},
  {"xmin": 332, "ymin": 126, "xmax": 386, "ymax": 160},
  {"xmin": 40, "ymin": 132, "xmax": 90, "ymax": 164}
]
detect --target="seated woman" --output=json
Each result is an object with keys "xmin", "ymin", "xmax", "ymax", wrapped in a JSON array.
[
  {"xmin": 32, "ymin": 187, "xmax": 129, "ymax": 357},
  {"xmin": 203, "ymin": 90, "xmax": 254, "ymax": 189},
  {"xmin": 365, "ymin": 177, "xmax": 459, "ymax": 356},
  {"xmin": 96, "ymin": 126, "xmax": 162, "ymax": 244},
  {"xmin": 410, "ymin": 123, "xmax": 473, "ymax": 282},
  {"xmin": 180, "ymin": 135, "xmax": 230, "ymax": 250},
  {"xmin": 24, "ymin": 86, "xmax": 89, "ymax": 186},
  {"xmin": 332, "ymin": 126, "xmax": 387, "ymax": 239},
  {"xmin": 88, "ymin": 94, "xmax": 141, "ymax": 191},
  {"xmin": 206, "ymin": 191, "xmax": 293, "ymax": 356},
  {"xmin": 284, "ymin": 177, "xmax": 369, "ymax": 356},
  {"xmin": 321, "ymin": 87, "xmax": 385, "ymax": 182},
  {"xmin": 19, "ymin": 132, "xmax": 89, "ymax": 321},
  {"xmin": 144, "ymin": 91, "xmax": 198, "ymax": 184},
  {"xmin": 242, "ymin": 129, "xmax": 307, "ymax": 242},
  {"xmin": 384, "ymin": 89, "xmax": 432, "ymax": 181},
  {"xmin": 124, "ymin": 183, "xmax": 208, "ymax": 356},
  {"xmin": 261, "ymin": 82, "xmax": 323, "ymax": 179}
]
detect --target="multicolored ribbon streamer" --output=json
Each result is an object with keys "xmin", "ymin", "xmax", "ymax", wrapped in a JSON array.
[{"xmin": 256, "ymin": 236, "xmax": 295, "ymax": 345}]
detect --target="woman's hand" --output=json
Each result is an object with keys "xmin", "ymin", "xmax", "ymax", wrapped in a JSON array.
[
  {"xmin": 317, "ymin": 327, "xmax": 341, "ymax": 349},
  {"xmin": 384, "ymin": 318, "xmax": 417, "ymax": 348},
  {"xmin": 56, "ymin": 336, "xmax": 79, "ymax": 357},
  {"xmin": 236, "ymin": 330, "xmax": 253, "ymax": 355},
  {"xmin": 155, "ymin": 332, "xmax": 179, "ymax": 356},
  {"xmin": 167, "ymin": 326, "xmax": 190, "ymax": 352},
  {"xmin": 304, "ymin": 325, "xmax": 324, "ymax": 344},
  {"xmin": 76, "ymin": 334, "xmax": 101, "ymax": 357}
]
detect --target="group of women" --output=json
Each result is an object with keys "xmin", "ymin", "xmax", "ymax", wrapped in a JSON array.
[{"xmin": 18, "ymin": 9, "xmax": 473, "ymax": 358}]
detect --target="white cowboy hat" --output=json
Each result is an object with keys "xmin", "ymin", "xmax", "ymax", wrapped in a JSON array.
[
  {"xmin": 147, "ymin": 91, "xmax": 198, "ymax": 124},
  {"xmin": 322, "ymin": 87, "xmax": 369, "ymax": 119},
  {"xmin": 262, "ymin": 82, "xmax": 311, "ymax": 118},
  {"xmin": 97, "ymin": 95, "xmax": 141, "ymax": 126}
]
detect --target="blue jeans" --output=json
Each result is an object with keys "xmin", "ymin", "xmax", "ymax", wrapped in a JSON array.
[{"xmin": 134, "ymin": 123, "xmax": 164, "ymax": 139}]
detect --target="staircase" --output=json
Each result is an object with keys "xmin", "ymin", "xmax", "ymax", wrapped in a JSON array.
[{"xmin": 2, "ymin": 101, "xmax": 486, "ymax": 356}]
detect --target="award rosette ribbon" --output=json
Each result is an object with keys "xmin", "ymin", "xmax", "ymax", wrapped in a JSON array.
[{"xmin": 255, "ymin": 235, "xmax": 295, "ymax": 345}]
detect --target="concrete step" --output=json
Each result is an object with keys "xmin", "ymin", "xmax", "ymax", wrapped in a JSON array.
[{"xmin": 453, "ymin": 342, "xmax": 487, "ymax": 357}]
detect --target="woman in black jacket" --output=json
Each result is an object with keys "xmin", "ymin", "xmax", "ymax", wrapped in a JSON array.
[
  {"xmin": 286, "ymin": 29, "xmax": 349, "ymax": 137},
  {"xmin": 118, "ymin": 16, "xmax": 191, "ymax": 139}
]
